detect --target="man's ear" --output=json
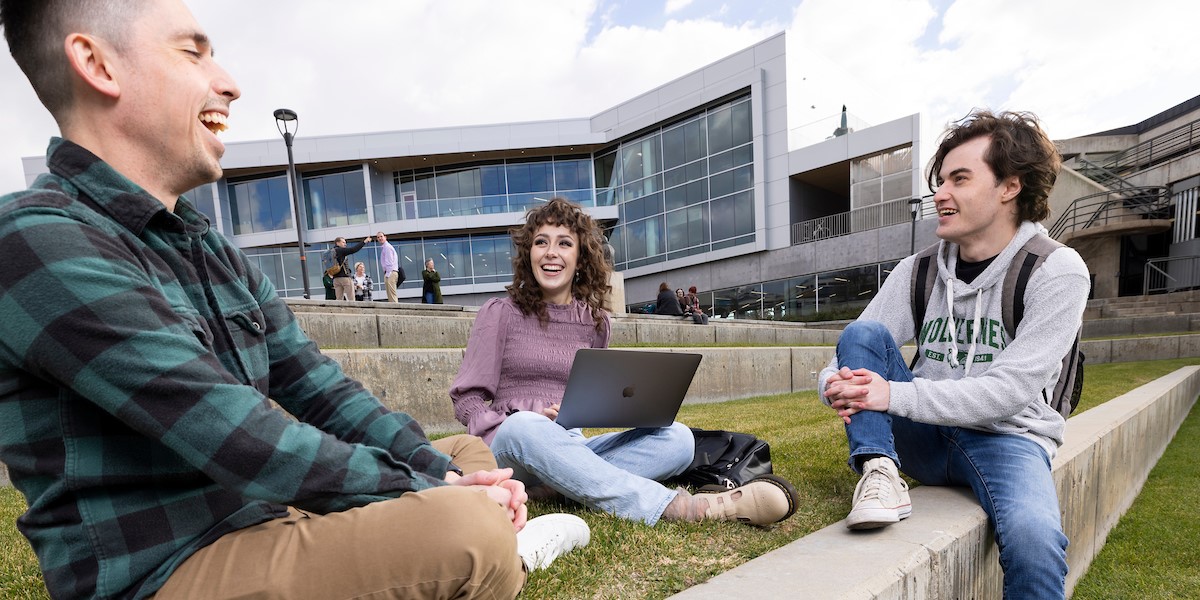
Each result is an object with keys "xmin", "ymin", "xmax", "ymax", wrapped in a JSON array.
[
  {"xmin": 64, "ymin": 33, "xmax": 120, "ymax": 99},
  {"xmin": 999, "ymin": 175, "xmax": 1021, "ymax": 205}
]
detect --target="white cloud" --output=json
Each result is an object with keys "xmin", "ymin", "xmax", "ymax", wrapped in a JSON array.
[
  {"xmin": 665, "ymin": 0, "xmax": 696, "ymax": 15},
  {"xmin": 1, "ymin": 0, "xmax": 1197, "ymax": 198}
]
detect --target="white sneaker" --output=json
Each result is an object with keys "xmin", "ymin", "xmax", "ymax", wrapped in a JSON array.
[
  {"xmin": 846, "ymin": 457, "xmax": 912, "ymax": 530},
  {"xmin": 516, "ymin": 513, "xmax": 590, "ymax": 571}
]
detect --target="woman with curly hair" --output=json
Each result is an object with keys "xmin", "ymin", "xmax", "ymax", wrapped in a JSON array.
[{"xmin": 450, "ymin": 197, "xmax": 798, "ymax": 526}]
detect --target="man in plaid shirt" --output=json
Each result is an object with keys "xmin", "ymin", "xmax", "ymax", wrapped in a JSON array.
[{"xmin": 0, "ymin": 1, "xmax": 588, "ymax": 598}]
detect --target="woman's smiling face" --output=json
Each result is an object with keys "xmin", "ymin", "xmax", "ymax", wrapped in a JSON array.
[{"xmin": 531, "ymin": 223, "xmax": 578, "ymax": 305}]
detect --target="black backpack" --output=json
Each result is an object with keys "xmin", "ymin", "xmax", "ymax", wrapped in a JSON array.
[
  {"xmin": 669, "ymin": 428, "xmax": 773, "ymax": 491},
  {"xmin": 910, "ymin": 233, "xmax": 1085, "ymax": 418}
]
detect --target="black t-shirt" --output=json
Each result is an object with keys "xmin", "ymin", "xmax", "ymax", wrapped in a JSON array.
[{"xmin": 955, "ymin": 254, "xmax": 998, "ymax": 284}]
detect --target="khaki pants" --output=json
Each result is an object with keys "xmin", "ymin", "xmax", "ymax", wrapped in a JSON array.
[
  {"xmin": 153, "ymin": 435, "xmax": 523, "ymax": 600},
  {"xmin": 333, "ymin": 277, "xmax": 355, "ymax": 301},
  {"xmin": 385, "ymin": 270, "xmax": 399, "ymax": 302}
]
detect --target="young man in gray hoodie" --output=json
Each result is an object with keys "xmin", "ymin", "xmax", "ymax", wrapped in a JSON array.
[{"xmin": 819, "ymin": 110, "xmax": 1089, "ymax": 599}]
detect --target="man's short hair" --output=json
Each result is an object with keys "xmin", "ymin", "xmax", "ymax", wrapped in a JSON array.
[
  {"xmin": 1, "ymin": 0, "xmax": 144, "ymax": 117},
  {"xmin": 927, "ymin": 110, "xmax": 1062, "ymax": 223},
  {"xmin": 334, "ymin": 237, "xmax": 346, "ymax": 244}
]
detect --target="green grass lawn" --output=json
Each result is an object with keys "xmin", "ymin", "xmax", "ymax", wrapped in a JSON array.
[{"xmin": 1, "ymin": 358, "xmax": 1197, "ymax": 599}]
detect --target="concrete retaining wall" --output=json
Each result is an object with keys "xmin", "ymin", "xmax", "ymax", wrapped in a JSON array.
[
  {"xmin": 670, "ymin": 367, "xmax": 1200, "ymax": 599},
  {"xmin": 330, "ymin": 335, "xmax": 1200, "ymax": 434}
]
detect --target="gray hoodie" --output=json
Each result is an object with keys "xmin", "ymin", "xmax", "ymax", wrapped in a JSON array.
[{"xmin": 819, "ymin": 221, "xmax": 1091, "ymax": 459}]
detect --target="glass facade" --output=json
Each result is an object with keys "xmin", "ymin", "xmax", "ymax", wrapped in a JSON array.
[
  {"xmin": 631, "ymin": 260, "xmax": 900, "ymax": 322},
  {"xmin": 304, "ymin": 168, "xmax": 368, "ymax": 230},
  {"xmin": 253, "ymin": 231, "xmax": 517, "ymax": 299},
  {"xmin": 851, "ymin": 146, "xmax": 914, "ymax": 210},
  {"xmin": 225, "ymin": 173, "xmax": 292, "ymax": 235},
  {"xmin": 381, "ymin": 156, "xmax": 597, "ymax": 222},
  {"xmin": 602, "ymin": 95, "xmax": 756, "ymax": 270}
]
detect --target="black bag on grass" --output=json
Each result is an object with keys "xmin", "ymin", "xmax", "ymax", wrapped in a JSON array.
[{"xmin": 671, "ymin": 428, "xmax": 773, "ymax": 491}]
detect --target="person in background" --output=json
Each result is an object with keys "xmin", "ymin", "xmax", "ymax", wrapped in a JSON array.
[
  {"xmin": 422, "ymin": 258, "xmax": 443, "ymax": 304},
  {"xmin": 686, "ymin": 286, "xmax": 709, "ymax": 324},
  {"xmin": 655, "ymin": 282, "xmax": 683, "ymax": 316},
  {"xmin": 451, "ymin": 197, "xmax": 800, "ymax": 527},
  {"xmin": 353, "ymin": 261, "xmax": 373, "ymax": 302},
  {"xmin": 0, "ymin": 1, "xmax": 586, "ymax": 597},
  {"xmin": 376, "ymin": 231, "xmax": 402, "ymax": 302},
  {"xmin": 819, "ymin": 110, "xmax": 1088, "ymax": 599},
  {"xmin": 675, "ymin": 288, "xmax": 690, "ymax": 316},
  {"xmin": 331, "ymin": 236, "xmax": 370, "ymax": 301},
  {"xmin": 323, "ymin": 271, "xmax": 337, "ymax": 300}
]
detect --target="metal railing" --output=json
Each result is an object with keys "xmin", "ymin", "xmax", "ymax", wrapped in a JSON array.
[
  {"xmin": 791, "ymin": 197, "xmax": 931, "ymax": 245},
  {"xmin": 1047, "ymin": 186, "xmax": 1171, "ymax": 239},
  {"xmin": 1144, "ymin": 255, "xmax": 1200, "ymax": 295},
  {"xmin": 1089, "ymin": 117, "xmax": 1200, "ymax": 176}
]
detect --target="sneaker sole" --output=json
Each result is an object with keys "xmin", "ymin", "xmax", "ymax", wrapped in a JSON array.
[
  {"xmin": 747, "ymin": 474, "xmax": 800, "ymax": 524},
  {"xmin": 846, "ymin": 504, "xmax": 912, "ymax": 530}
]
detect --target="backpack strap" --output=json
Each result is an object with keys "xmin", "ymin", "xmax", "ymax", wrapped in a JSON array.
[
  {"xmin": 909, "ymin": 242, "xmax": 941, "ymax": 342},
  {"xmin": 1001, "ymin": 233, "xmax": 1064, "ymax": 338}
]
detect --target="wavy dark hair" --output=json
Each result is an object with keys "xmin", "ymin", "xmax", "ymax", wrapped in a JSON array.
[
  {"xmin": 927, "ymin": 110, "xmax": 1061, "ymax": 223},
  {"xmin": 507, "ymin": 197, "xmax": 611, "ymax": 330}
]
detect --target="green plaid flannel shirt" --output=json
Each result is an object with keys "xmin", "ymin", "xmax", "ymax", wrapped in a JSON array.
[{"xmin": 0, "ymin": 139, "xmax": 452, "ymax": 600}]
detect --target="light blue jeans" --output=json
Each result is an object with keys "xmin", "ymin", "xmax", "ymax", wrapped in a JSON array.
[
  {"xmin": 837, "ymin": 320, "xmax": 1068, "ymax": 600},
  {"xmin": 490, "ymin": 411, "xmax": 693, "ymax": 525}
]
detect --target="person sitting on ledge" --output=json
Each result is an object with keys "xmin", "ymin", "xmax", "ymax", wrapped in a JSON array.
[
  {"xmin": 0, "ymin": 2, "xmax": 586, "ymax": 598},
  {"xmin": 452, "ymin": 197, "xmax": 800, "ymax": 527},
  {"xmin": 819, "ymin": 110, "xmax": 1089, "ymax": 599},
  {"xmin": 656, "ymin": 281, "xmax": 684, "ymax": 316}
]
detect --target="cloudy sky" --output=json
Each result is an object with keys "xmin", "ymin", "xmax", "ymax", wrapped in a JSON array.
[{"xmin": 0, "ymin": 0, "xmax": 1196, "ymax": 194}]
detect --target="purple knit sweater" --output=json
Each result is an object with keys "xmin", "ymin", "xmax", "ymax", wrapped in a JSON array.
[{"xmin": 451, "ymin": 296, "xmax": 611, "ymax": 443}]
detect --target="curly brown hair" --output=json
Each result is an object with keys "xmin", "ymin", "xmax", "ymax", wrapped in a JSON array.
[
  {"xmin": 927, "ymin": 110, "xmax": 1061, "ymax": 223},
  {"xmin": 507, "ymin": 197, "xmax": 611, "ymax": 330}
]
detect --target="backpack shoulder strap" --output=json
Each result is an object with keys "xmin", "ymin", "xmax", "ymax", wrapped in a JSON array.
[
  {"xmin": 910, "ymin": 242, "xmax": 941, "ymax": 341},
  {"xmin": 1001, "ymin": 232, "xmax": 1064, "ymax": 338}
]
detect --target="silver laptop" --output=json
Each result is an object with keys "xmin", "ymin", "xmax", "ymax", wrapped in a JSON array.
[{"xmin": 555, "ymin": 348, "xmax": 702, "ymax": 429}]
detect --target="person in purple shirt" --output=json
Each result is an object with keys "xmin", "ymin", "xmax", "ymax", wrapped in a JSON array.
[
  {"xmin": 451, "ymin": 197, "xmax": 799, "ymax": 526},
  {"xmin": 376, "ymin": 231, "xmax": 403, "ymax": 302}
]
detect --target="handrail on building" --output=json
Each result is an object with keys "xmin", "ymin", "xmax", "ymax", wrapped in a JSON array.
[
  {"xmin": 1089, "ymin": 117, "xmax": 1200, "ymax": 175},
  {"xmin": 791, "ymin": 196, "xmax": 932, "ymax": 245},
  {"xmin": 1047, "ymin": 186, "xmax": 1170, "ymax": 240},
  {"xmin": 1144, "ymin": 255, "xmax": 1200, "ymax": 295}
]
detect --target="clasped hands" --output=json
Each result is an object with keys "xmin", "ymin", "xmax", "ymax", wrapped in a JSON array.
[
  {"xmin": 823, "ymin": 366, "xmax": 891, "ymax": 425},
  {"xmin": 444, "ymin": 467, "xmax": 529, "ymax": 532}
]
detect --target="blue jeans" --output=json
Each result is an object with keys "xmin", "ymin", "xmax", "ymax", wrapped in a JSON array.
[
  {"xmin": 490, "ymin": 411, "xmax": 693, "ymax": 525},
  {"xmin": 837, "ymin": 320, "xmax": 1068, "ymax": 600}
]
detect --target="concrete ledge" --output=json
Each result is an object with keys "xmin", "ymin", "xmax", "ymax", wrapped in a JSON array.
[
  {"xmin": 670, "ymin": 367, "xmax": 1200, "ymax": 599},
  {"xmin": 328, "ymin": 336, "xmax": 1200, "ymax": 433}
]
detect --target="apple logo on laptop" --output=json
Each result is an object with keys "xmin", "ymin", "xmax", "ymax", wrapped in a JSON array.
[{"xmin": 622, "ymin": 386, "xmax": 636, "ymax": 398}]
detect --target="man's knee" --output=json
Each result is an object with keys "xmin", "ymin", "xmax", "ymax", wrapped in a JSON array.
[
  {"xmin": 406, "ymin": 487, "xmax": 525, "ymax": 594},
  {"xmin": 840, "ymin": 320, "xmax": 889, "ymax": 343},
  {"xmin": 433, "ymin": 434, "xmax": 498, "ymax": 474}
]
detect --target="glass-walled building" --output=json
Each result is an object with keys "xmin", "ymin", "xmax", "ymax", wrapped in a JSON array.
[{"xmin": 130, "ymin": 32, "xmax": 927, "ymax": 319}]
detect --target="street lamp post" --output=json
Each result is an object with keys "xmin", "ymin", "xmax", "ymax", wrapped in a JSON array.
[
  {"xmin": 275, "ymin": 108, "xmax": 310, "ymax": 299},
  {"xmin": 908, "ymin": 196, "xmax": 924, "ymax": 255}
]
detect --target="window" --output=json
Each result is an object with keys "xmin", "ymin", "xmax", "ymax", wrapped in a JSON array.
[
  {"xmin": 608, "ymin": 94, "xmax": 755, "ymax": 270},
  {"xmin": 304, "ymin": 169, "xmax": 368, "ymax": 230},
  {"xmin": 226, "ymin": 173, "xmax": 292, "ymax": 235}
]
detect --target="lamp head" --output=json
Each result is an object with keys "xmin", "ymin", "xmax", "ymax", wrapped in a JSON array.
[{"xmin": 274, "ymin": 108, "xmax": 299, "ymax": 138}]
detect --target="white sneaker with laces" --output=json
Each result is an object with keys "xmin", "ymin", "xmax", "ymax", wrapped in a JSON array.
[
  {"xmin": 515, "ymin": 513, "xmax": 590, "ymax": 571},
  {"xmin": 846, "ymin": 457, "xmax": 912, "ymax": 530}
]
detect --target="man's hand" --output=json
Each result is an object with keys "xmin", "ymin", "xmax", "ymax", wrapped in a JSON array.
[
  {"xmin": 447, "ymin": 467, "xmax": 529, "ymax": 532},
  {"xmin": 823, "ymin": 366, "xmax": 891, "ymax": 424},
  {"xmin": 363, "ymin": 237, "xmax": 372, "ymax": 244},
  {"xmin": 540, "ymin": 403, "xmax": 560, "ymax": 421}
]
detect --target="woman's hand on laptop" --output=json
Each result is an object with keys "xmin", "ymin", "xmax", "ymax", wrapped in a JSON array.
[{"xmin": 541, "ymin": 403, "xmax": 561, "ymax": 421}]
